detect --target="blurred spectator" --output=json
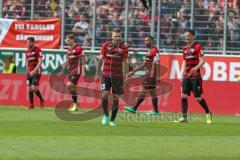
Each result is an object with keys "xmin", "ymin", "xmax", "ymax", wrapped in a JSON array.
[
  {"xmin": 72, "ymin": 14, "xmax": 90, "ymax": 43},
  {"xmin": 2, "ymin": 0, "xmax": 240, "ymax": 52},
  {"xmin": 3, "ymin": 0, "xmax": 27, "ymax": 19},
  {"xmin": 82, "ymin": 35, "xmax": 92, "ymax": 47},
  {"xmin": 109, "ymin": 12, "xmax": 123, "ymax": 30},
  {"xmin": 227, "ymin": 12, "xmax": 239, "ymax": 50},
  {"xmin": 3, "ymin": 56, "xmax": 16, "ymax": 74}
]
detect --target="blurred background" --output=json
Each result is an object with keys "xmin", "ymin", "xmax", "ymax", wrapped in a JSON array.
[{"xmin": 1, "ymin": 0, "xmax": 240, "ymax": 54}]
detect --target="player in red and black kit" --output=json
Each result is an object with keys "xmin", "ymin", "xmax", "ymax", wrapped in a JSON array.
[
  {"xmin": 26, "ymin": 37, "xmax": 44, "ymax": 109},
  {"xmin": 176, "ymin": 29, "xmax": 212, "ymax": 123},
  {"xmin": 95, "ymin": 28, "xmax": 129, "ymax": 126},
  {"xmin": 124, "ymin": 36, "xmax": 160, "ymax": 115},
  {"xmin": 59, "ymin": 34, "xmax": 85, "ymax": 111}
]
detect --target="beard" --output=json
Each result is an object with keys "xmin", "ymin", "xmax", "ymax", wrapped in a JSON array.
[{"xmin": 113, "ymin": 39, "xmax": 121, "ymax": 47}]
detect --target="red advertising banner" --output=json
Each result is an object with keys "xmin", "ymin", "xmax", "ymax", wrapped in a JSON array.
[
  {"xmin": 0, "ymin": 18, "xmax": 61, "ymax": 49},
  {"xmin": 160, "ymin": 54, "xmax": 240, "ymax": 82},
  {"xmin": 0, "ymin": 75, "xmax": 240, "ymax": 115},
  {"xmin": 0, "ymin": 54, "xmax": 240, "ymax": 115}
]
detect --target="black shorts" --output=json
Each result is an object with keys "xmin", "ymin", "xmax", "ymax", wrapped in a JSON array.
[
  {"xmin": 27, "ymin": 74, "xmax": 41, "ymax": 86},
  {"xmin": 142, "ymin": 77, "xmax": 156, "ymax": 90},
  {"xmin": 68, "ymin": 74, "xmax": 80, "ymax": 85},
  {"xmin": 101, "ymin": 75, "xmax": 124, "ymax": 95},
  {"xmin": 181, "ymin": 77, "xmax": 203, "ymax": 97}
]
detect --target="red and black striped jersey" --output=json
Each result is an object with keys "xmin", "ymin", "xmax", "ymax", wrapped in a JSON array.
[
  {"xmin": 182, "ymin": 42, "xmax": 204, "ymax": 78},
  {"xmin": 100, "ymin": 41, "xmax": 128, "ymax": 77},
  {"xmin": 26, "ymin": 46, "xmax": 42, "ymax": 73},
  {"xmin": 67, "ymin": 44, "xmax": 83, "ymax": 75},
  {"xmin": 145, "ymin": 47, "xmax": 160, "ymax": 78}
]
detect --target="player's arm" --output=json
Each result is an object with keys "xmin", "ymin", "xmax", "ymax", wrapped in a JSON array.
[
  {"xmin": 181, "ymin": 60, "xmax": 186, "ymax": 81},
  {"xmin": 189, "ymin": 56, "xmax": 205, "ymax": 74},
  {"xmin": 128, "ymin": 61, "xmax": 146, "ymax": 77},
  {"xmin": 123, "ymin": 58, "xmax": 129, "ymax": 79},
  {"xmin": 26, "ymin": 58, "xmax": 28, "ymax": 73},
  {"xmin": 155, "ymin": 57, "xmax": 160, "ymax": 81},
  {"xmin": 80, "ymin": 55, "xmax": 86, "ymax": 76},
  {"xmin": 95, "ymin": 54, "xmax": 104, "ymax": 82},
  {"xmin": 59, "ymin": 59, "xmax": 69, "ymax": 75}
]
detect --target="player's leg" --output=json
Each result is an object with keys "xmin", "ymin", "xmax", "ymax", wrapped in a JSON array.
[
  {"xmin": 101, "ymin": 76, "xmax": 111, "ymax": 125},
  {"xmin": 193, "ymin": 78, "xmax": 212, "ymax": 123},
  {"xmin": 32, "ymin": 74, "xmax": 44, "ymax": 107},
  {"xmin": 175, "ymin": 78, "xmax": 191, "ymax": 122},
  {"xmin": 147, "ymin": 88, "xmax": 160, "ymax": 115},
  {"xmin": 125, "ymin": 89, "xmax": 147, "ymax": 113},
  {"xmin": 67, "ymin": 74, "xmax": 80, "ymax": 111},
  {"xmin": 67, "ymin": 82, "xmax": 78, "ymax": 111},
  {"xmin": 27, "ymin": 74, "xmax": 34, "ymax": 109},
  {"xmin": 110, "ymin": 94, "xmax": 120, "ymax": 126},
  {"xmin": 109, "ymin": 77, "xmax": 124, "ymax": 126}
]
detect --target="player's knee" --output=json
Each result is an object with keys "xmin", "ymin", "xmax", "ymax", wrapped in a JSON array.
[
  {"xmin": 150, "ymin": 92, "xmax": 157, "ymax": 98},
  {"xmin": 181, "ymin": 94, "xmax": 188, "ymax": 99},
  {"xmin": 101, "ymin": 92, "xmax": 109, "ymax": 100},
  {"xmin": 195, "ymin": 97, "xmax": 202, "ymax": 102},
  {"xmin": 113, "ymin": 95, "xmax": 119, "ymax": 101},
  {"xmin": 31, "ymin": 86, "xmax": 37, "ymax": 92},
  {"xmin": 67, "ymin": 83, "xmax": 74, "ymax": 93}
]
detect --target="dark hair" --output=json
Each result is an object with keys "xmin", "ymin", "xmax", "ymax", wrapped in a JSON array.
[
  {"xmin": 112, "ymin": 28, "xmax": 121, "ymax": 33},
  {"xmin": 66, "ymin": 34, "xmax": 75, "ymax": 39},
  {"xmin": 27, "ymin": 37, "xmax": 34, "ymax": 42},
  {"xmin": 146, "ymin": 35, "xmax": 154, "ymax": 42},
  {"xmin": 185, "ymin": 29, "xmax": 195, "ymax": 36}
]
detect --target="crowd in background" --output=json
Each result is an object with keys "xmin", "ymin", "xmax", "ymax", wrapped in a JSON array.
[{"xmin": 2, "ymin": 0, "xmax": 240, "ymax": 52}]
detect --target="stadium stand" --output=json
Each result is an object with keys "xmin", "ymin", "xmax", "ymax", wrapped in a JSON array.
[{"xmin": 1, "ymin": 0, "xmax": 240, "ymax": 53}]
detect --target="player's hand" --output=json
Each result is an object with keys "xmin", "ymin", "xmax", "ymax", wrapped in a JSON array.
[
  {"xmin": 124, "ymin": 78, "xmax": 128, "ymax": 87},
  {"xmin": 189, "ymin": 67, "xmax": 198, "ymax": 74},
  {"xmin": 82, "ymin": 71, "xmax": 86, "ymax": 77},
  {"xmin": 180, "ymin": 76, "xmax": 183, "ymax": 82},
  {"xmin": 29, "ymin": 71, "xmax": 35, "ymax": 76},
  {"xmin": 127, "ymin": 71, "xmax": 134, "ymax": 77},
  {"xmin": 57, "ymin": 71, "xmax": 63, "ymax": 76},
  {"xmin": 94, "ymin": 75, "xmax": 100, "ymax": 83}
]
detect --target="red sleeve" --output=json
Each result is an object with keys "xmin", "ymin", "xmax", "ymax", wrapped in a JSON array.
[
  {"xmin": 119, "ymin": 42, "xmax": 129, "ymax": 59},
  {"xmin": 36, "ymin": 47, "xmax": 43, "ymax": 58},
  {"xmin": 100, "ymin": 42, "xmax": 108, "ymax": 56},
  {"xmin": 181, "ymin": 48, "xmax": 186, "ymax": 60},
  {"xmin": 197, "ymin": 44, "xmax": 204, "ymax": 57},
  {"xmin": 152, "ymin": 48, "xmax": 159, "ymax": 57},
  {"xmin": 76, "ymin": 45, "xmax": 83, "ymax": 56},
  {"xmin": 123, "ymin": 48, "xmax": 128, "ymax": 59}
]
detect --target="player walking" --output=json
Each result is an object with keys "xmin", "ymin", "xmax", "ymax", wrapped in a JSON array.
[
  {"xmin": 176, "ymin": 29, "xmax": 212, "ymax": 123},
  {"xmin": 124, "ymin": 36, "xmax": 160, "ymax": 115},
  {"xmin": 95, "ymin": 28, "xmax": 129, "ymax": 126},
  {"xmin": 26, "ymin": 37, "xmax": 44, "ymax": 109},
  {"xmin": 59, "ymin": 34, "xmax": 85, "ymax": 111}
]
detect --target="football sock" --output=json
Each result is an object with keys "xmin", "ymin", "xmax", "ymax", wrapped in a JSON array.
[
  {"xmin": 35, "ymin": 90, "xmax": 43, "ymax": 101},
  {"xmin": 102, "ymin": 97, "xmax": 109, "ymax": 116},
  {"xmin": 152, "ymin": 97, "xmax": 159, "ymax": 113},
  {"xmin": 29, "ymin": 90, "xmax": 34, "ymax": 105},
  {"xmin": 198, "ymin": 99, "xmax": 210, "ymax": 114},
  {"xmin": 181, "ymin": 98, "xmax": 188, "ymax": 118},
  {"xmin": 133, "ymin": 97, "xmax": 145, "ymax": 110},
  {"xmin": 71, "ymin": 91, "xmax": 78, "ymax": 104},
  {"xmin": 110, "ymin": 99, "xmax": 119, "ymax": 122}
]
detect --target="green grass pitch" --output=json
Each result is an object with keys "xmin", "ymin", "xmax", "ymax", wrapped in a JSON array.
[{"xmin": 0, "ymin": 106, "xmax": 240, "ymax": 160}]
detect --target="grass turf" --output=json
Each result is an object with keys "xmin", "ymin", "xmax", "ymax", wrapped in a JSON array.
[{"xmin": 0, "ymin": 106, "xmax": 240, "ymax": 160}]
